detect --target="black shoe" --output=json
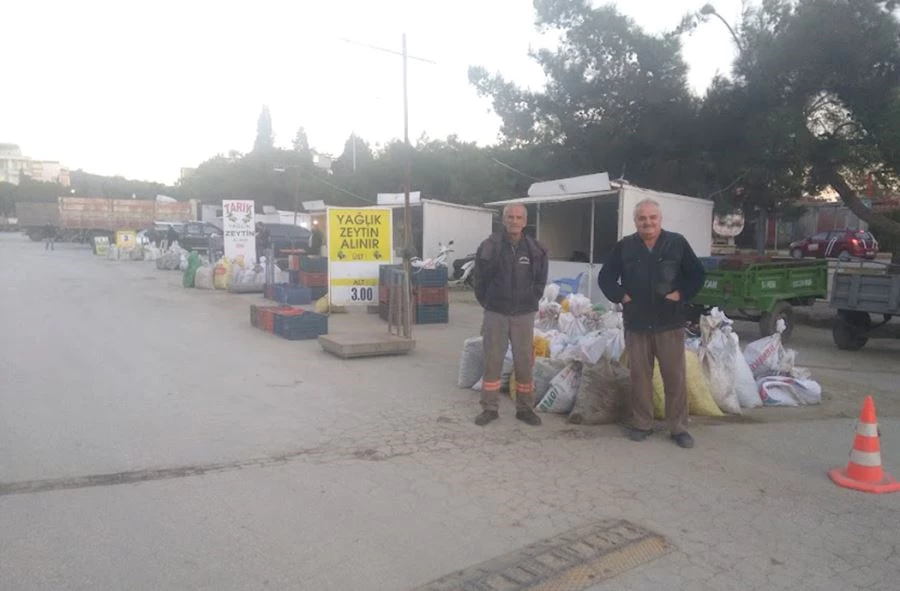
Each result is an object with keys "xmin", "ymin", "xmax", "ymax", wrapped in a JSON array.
[
  {"xmin": 515, "ymin": 410, "xmax": 542, "ymax": 426},
  {"xmin": 475, "ymin": 410, "xmax": 499, "ymax": 426},
  {"xmin": 671, "ymin": 432, "xmax": 694, "ymax": 449},
  {"xmin": 628, "ymin": 428, "xmax": 653, "ymax": 442}
]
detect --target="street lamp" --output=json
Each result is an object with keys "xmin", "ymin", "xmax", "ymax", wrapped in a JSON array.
[
  {"xmin": 273, "ymin": 165, "xmax": 302, "ymax": 225},
  {"xmin": 700, "ymin": 4, "xmax": 744, "ymax": 53}
]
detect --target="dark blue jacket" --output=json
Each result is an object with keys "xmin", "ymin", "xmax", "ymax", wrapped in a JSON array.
[
  {"xmin": 474, "ymin": 232, "xmax": 549, "ymax": 316},
  {"xmin": 598, "ymin": 229, "xmax": 705, "ymax": 333}
]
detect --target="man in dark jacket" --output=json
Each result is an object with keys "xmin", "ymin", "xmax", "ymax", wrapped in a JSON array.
[
  {"xmin": 598, "ymin": 198, "xmax": 706, "ymax": 448},
  {"xmin": 473, "ymin": 203, "xmax": 549, "ymax": 427}
]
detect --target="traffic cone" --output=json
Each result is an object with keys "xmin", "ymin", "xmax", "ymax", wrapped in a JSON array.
[{"xmin": 829, "ymin": 396, "xmax": 900, "ymax": 494}]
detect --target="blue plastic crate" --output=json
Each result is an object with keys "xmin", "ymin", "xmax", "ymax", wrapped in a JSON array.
[
  {"xmin": 274, "ymin": 312, "xmax": 329, "ymax": 340},
  {"xmin": 309, "ymin": 286, "xmax": 328, "ymax": 301},
  {"xmin": 415, "ymin": 304, "xmax": 449, "ymax": 325},
  {"xmin": 273, "ymin": 284, "xmax": 312, "ymax": 305},
  {"xmin": 411, "ymin": 267, "xmax": 448, "ymax": 287},
  {"xmin": 379, "ymin": 264, "xmax": 403, "ymax": 285},
  {"xmin": 300, "ymin": 256, "xmax": 328, "ymax": 273}
]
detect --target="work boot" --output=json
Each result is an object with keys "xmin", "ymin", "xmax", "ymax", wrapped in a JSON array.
[
  {"xmin": 628, "ymin": 427, "xmax": 653, "ymax": 442},
  {"xmin": 474, "ymin": 410, "xmax": 499, "ymax": 426},
  {"xmin": 515, "ymin": 409, "xmax": 542, "ymax": 426},
  {"xmin": 671, "ymin": 432, "xmax": 695, "ymax": 449}
]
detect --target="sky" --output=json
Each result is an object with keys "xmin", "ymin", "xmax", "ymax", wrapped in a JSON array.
[{"xmin": 2, "ymin": 0, "xmax": 744, "ymax": 185}]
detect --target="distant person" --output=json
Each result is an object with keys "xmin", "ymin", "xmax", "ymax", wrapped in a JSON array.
[
  {"xmin": 255, "ymin": 222, "xmax": 270, "ymax": 261},
  {"xmin": 472, "ymin": 203, "xmax": 548, "ymax": 427},
  {"xmin": 309, "ymin": 226, "xmax": 323, "ymax": 255},
  {"xmin": 43, "ymin": 224, "xmax": 57, "ymax": 251},
  {"xmin": 165, "ymin": 224, "xmax": 179, "ymax": 251},
  {"xmin": 598, "ymin": 198, "xmax": 706, "ymax": 449}
]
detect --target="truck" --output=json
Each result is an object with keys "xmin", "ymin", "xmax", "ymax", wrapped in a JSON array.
[
  {"xmin": 830, "ymin": 265, "xmax": 900, "ymax": 350},
  {"xmin": 16, "ymin": 197, "xmax": 198, "ymax": 243}
]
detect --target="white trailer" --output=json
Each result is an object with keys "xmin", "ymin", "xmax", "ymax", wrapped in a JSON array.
[
  {"xmin": 486, "ymin": 174, "xmax": 713, "ymax": 308},
  {"xmin": 372, "ymin": 198, "xmax": 495, "ymax": 265}
]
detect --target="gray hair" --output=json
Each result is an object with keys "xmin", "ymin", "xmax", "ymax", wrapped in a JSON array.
[
  {"xmin": 503, "ymin": 203, "xmax": 528, "ymax": 218},
  {"xmin": 633, "ymin": 198, "xmax": 661, "ymax": 219}
]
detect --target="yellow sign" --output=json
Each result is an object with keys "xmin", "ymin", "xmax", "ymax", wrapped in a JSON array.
[
  {"xmin": 327, "ymin": 208, "xmax": 392, "ymax": 263},
  {"xmin": 115, "ymin": 230, "xmax": 137, "ymax": 248}
]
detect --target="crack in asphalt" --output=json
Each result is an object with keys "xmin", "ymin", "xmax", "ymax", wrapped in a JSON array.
[{"xmin": 0, "ymin": 447, "xmax": 324, "ymax": 497}]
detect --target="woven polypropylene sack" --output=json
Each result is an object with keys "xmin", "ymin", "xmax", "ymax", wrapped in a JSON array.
[
  {"xmin": 568, "ymin": 359, "xmax": 631, "ymax": 425},
  {"xmin": 652, "ymin": 349, "xmax": 723, "ymax": 418},
  {"xmin": 457, "ymin": 337, "xmax": 484, "ymax": 388}
]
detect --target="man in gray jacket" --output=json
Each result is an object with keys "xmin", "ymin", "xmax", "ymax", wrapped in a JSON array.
[{"xmin": 473, "ymin": 203, "xmax": 549, "ymax": 426}]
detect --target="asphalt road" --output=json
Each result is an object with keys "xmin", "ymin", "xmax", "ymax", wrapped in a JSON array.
[{"xmin": 2, "ymin": 233, "xmax": 898, "ymax": 591}]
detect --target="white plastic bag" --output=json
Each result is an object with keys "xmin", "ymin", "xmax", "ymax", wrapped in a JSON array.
[
  {"xmin": 558, "ymin": 313, "xmax": 588, "ymax": 340},
  {"xmin": 536, "ymin": 362, "xmax": 582, "ymax": 413},
  {"xmin": 194, "ymin": 266, "xmax": 215, "ymax": 290},
  {"xmin": 567, "ymin": 294, "xmax": 593, "ymax": 317},
  {"xmin": 560, "ymin": 332, "xmax": 606, "ymax": 365},
  {"xmin": 698, "ymin": 310, "xmax": 742, "ymax": 415},
  {"xmin": 457, "ymin": 337, "xmax": 484, "ymax": 389},
  {"xmin": 729, "ymin": 332, "xmax": 763, "ymax": 408},
  {"xmin": 603, "ymin": 327, "xmax": 626, "ymax": 361},
  {"xmin": 743, "ymin": 319, "xmax": 787, "ymax": 378},
  {"xmin": 757, "ymin": 376, "xmax": 822, "ymax": 406}
]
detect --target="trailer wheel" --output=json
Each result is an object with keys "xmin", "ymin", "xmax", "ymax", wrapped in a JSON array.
[
  {"xmin": 833, "ymin": 321, "xmax": 868, "ymax": 350},
  {"xmin": 760, "ymin": 301, "xmax": 795, "ymax": 342}
]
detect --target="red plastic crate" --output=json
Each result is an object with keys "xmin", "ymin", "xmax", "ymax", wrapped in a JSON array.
[
  {"xmin": 414, "ymin": 286, "xmax": 449, "ymax": 306},
  {"xmin": 299, "ymin": 271, "xmax": 328, "ymax": 288}
]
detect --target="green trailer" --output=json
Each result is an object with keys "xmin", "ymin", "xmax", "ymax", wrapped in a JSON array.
[{"xmin": 690, "ymin": 258, "xmax": 829, "ymax": 342}]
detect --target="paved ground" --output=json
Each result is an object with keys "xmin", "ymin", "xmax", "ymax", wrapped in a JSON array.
[{"xmin": 2, "ymin": 233, "xmax": 899, "ymax": 591}]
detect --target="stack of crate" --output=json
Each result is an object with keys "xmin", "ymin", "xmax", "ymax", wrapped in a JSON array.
[
  {"xmin": 411, "ymin": 267, "xmax": 449, "ymax": 324},
  {"xmin": 376, "ymin": 265, "xmax": 450, "ymax": 324},
  {"xmin": 249, "ymin": 304, "xmax": 328, "ymax": 340},
  {"xmin": 298, "ymin": 256, "xmax": 329, "ymax": 301}
]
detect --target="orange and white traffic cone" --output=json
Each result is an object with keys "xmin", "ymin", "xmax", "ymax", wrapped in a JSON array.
[{"xmin": 829, "ymin": 396, "xmax": 900, "ymax": 494}]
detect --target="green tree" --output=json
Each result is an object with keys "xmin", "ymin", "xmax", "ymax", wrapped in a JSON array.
[
  {"xmin": 692, "ymin": 0, "xmax": 900, "ymax": 249},
  {"xmin": 469, "ymin": 0, "xmax": 702, "ymax": 194},
  {"xmin": 292, "ymin": 126, "xmax": 310, "ymax": 153},
  {"xmin": 253, "ymin": 105, "xmax": 275, "ymax": 153}
]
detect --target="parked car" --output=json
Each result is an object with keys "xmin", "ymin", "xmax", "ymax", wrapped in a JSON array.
[
  {"xmin": 262, "ymin": 223, "xmax": 313, "ymax": 266},
  {"xmin": 178, "ymin": 221, "xmax": 223, "ymax": 253},
  {"xmin": 789, "ymin": 229, "xmax": 878, "ymax": 261}
]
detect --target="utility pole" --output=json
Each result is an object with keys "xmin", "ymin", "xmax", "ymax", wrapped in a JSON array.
[
  {"xmin": 401, "ymin": 33, "xmax": 413, "ymax": 338},
  {"xmin": 340, "ymin": 34, "xmax": 435, "ymax": 339}
]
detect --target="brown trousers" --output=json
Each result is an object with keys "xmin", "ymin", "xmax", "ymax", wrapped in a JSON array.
[
  {"xmin": 626, "ymin": 328, "xmax": 689, "ymax": 434},
  {"xmin": 481, "ymin": 310, "xmax": 535, "ymax": 412}
]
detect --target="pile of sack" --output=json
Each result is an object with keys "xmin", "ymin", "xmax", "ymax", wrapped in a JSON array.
[
  {"xmin": 182, "ymin": 254, "xmax": 280, "ymax": 291},
  {"xmin": 156, "ymin": 243, "xmax": 188, "ymax": 271},
  {"xmin": 457, "ymin": 289, "xmax": 822, "ymax": 424}
]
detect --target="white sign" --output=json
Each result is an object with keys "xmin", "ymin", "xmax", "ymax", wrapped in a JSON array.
[
  {"xmin": 222, "ymin": 199, "xmax": 257, "ymax": 263},
  {"xmin": 327, "ymin": 207, "xmax": 393, "ymax": 306},
  {"xmin": 527, "ymin": 172, "xmax": 611, "ymax": 197}
]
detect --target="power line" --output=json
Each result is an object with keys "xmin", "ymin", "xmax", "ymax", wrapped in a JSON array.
[
  {"xmin": 491, "ymin": 157, "xmax": 543, "ymax": 181},
  {"xmin": 309, "ymin": 173, "xmax": 375, "ymax": 204},
  {"xmin": 340, "ymin": 37, "xmax": 437, "ymax": 65}
]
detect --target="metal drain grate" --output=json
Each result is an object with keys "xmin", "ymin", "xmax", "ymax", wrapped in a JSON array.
[{"xmin": 410, "ymin": 519, "xmax": 671, "ymax": 591}]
